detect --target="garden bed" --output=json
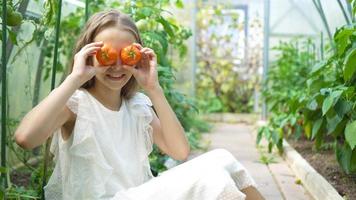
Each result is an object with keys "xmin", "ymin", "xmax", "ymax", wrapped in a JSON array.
[{"xmin": 287, "ymin": 137, "xmax": 356, "ymax": 200}]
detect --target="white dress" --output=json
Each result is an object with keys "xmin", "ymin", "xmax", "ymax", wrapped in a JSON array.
[{"xmin": 44, "ymin": 88, "xmax": 256, "ymax": 200}]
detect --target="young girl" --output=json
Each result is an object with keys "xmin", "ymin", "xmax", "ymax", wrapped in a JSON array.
[{"xmin": 15, "ymin": 9, "xmax": 264, "ymax": 200}]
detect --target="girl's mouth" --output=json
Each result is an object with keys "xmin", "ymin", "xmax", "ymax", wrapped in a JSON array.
[{"xmin": 106, "ymin": 74, "xmax": 126, "ymax": 81}]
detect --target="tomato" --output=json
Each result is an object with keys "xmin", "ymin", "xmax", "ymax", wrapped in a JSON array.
[
  {"xmin": 120, "ymin": 44, "xmax": 142, "ymax": 66},
  {"xmin": 96, "ymin": 43, "xmax": 118, "ymax": 66},
  {"xmin": 7, "ymin": 11, "xmax": 23, "ymax": 26},
  {"xmin": 2, "ymin": 5, "xmax": 23, "ymax": 27}
]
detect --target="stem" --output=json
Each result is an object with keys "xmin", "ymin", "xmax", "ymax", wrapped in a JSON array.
[
  {"xmin": 312, "ymin": 42, "xmax": 316, "ymax": 65},
  {"xmin": 312, "ymin": 0, "xmax": 335, "ymax": 52},
  {"xmin": 345, "ymin": 0, "xmax": 355, "ymax": 23},
  {"xmin": 1, "ymin": 0, "xmax": 8, "ymax": 189},
  {"xmin": 320, "ymin": 31, "xmax": 324, "ymax": 60},
  {"xmin": 337, "ymin": 0, "xmax": 351, "ymax": 25},
  {"xmin": 41, "ymin": 0, "xmax": 62, "ymax": 198},
  {"xmin": 32, "ymin": 40, "xmax": 47, "ymax": 107},
  {"xmin": 307, "ymin": 40, "xmax": 310, "ymax": 67},
  {"xmin": 85, "ymin": 0, "xmax": 89, "ymax": 22}
]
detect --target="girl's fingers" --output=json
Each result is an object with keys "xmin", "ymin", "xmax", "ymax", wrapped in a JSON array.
[
  {"xmin": 132, "ymin": 43, "xmax": 143, "ymax": 50},
  {"xmin": 141, "ymin": 50, "xmax": 156, "ymax": 61},
  {"xmin": 141, "ymin": 48, "xmax": 156, "ymax": 57},
  {"xmin": 82, "ymin": 41, "xmax": 103, "ymax": 51},
  {"xmin": 140, "ymin": 53, "xmax": 150, "ymax": 68},
  {"xmin": 140, "ymin": 48, "xmax": 152, "ymax": 54},
  {"xmin": 137, "ymin": 46, "xmax": 156, "ymax": 58},
  {"xmin": 145, "ymin": 50, "xmax": 156, "ymax": 58},
  {"xmin": 82, "ymin": 46, "xmax": 101, "ymax": 57}
]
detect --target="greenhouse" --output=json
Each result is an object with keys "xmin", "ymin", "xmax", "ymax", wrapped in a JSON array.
[{"xmin": 0, "ymin": 0, "xmax": 355, "ymax": 199}]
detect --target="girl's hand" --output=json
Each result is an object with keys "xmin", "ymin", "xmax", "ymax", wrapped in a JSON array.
[
  {"xmin": 71, "ymin": 41, "xmax": 110, "ymax": 86},
  {"xmin": 123, "ymin": 43, "xmax": 160, "ymax": 92}
]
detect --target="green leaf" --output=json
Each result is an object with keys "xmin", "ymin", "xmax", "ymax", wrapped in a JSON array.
[
  {"xmin": 8, "ymin": 28, "xmax": 17, "ymax": 45},
  {"xmin": 331, "ymin": 90, "xmax": 343, "ymax": 101},
  {"xmin": 271, "ymin": 129, "xmax": 281, "ymax": 144},
  {"xmin": 268, "ymin": 142, "xmax": 273, "ymax": 153},
  {"xmin": 343, "ymin": 48, "xmax": 356, "ymax": 81},
  {"xmin": 157, "ymin": 16, "xmax": 174, "ymax": 37},
  {"xmin": 351, "ymin": 149, "xmax": 356, "ymax": 173},
  {"xmin": 175, "ymin": 0, "xmax": 184, "ymax": 8},
  {"xmin": 257, "ymin": 127, "xmax": 264, "ymax": 144},
  {"xmin": 312, "ymin": 118, "xmax": 323, "ymax": 140},
  {"xmin": 345, "ymin": 121, "xmax": 356, "ymax": 150},
  {"xmin": 310, "ymin": 60, "xmax": 327, "ymax": 74},
  {"xmin": 336, "ymin": 142, "xmax": 352, "ymax": 174},
  {"xmin": 307, "ymin": 99, "xmax": 318, "ymax": 110},
  {"xmin": 335, "ymin": 100, "xmax": 352, "ymax": 118},
  {"xmin": 322, "ymin": 96, "xmax": 333, "ymax": 115},
  {"xmin": 334, "ymin": 26, "xmax": 354, "ymax": 56},
  {"xmin": 143, "ymin": 31, "xmax": 168, "ymax": 54},
  {"xmin": 294, "ymin": 124, "xmax": 303, "ymax": 139},
  {"xmin": 139, "ymin": 7, "xmax": 153, "ymax": 18},
  {"xmin": 332, "ymin": 119, "xmax": 348, "ymax": 137},
  {"xmin": 0, "ymin": 166, "xmax": 6, "ymax": 173},
  {"xmin": 322, "ymin": 90, "xmax": 343, "ymax": 115},
  {"xmin": 326, "ymin": 114, "xmax": 342, "ymax": 134}
]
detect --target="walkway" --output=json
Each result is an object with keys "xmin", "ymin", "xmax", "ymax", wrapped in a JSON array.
[{"xmin": 190, "ymin": 122, "xmax": 313, "ymax": 200}]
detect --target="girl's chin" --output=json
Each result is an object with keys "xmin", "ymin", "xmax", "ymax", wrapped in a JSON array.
[{"xmin": 104, "ymin": 83, "xmax": 124, "ymax": 91}]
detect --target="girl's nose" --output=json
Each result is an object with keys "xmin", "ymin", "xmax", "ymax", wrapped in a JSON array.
[
  {"xmin": 109, "ymin": 58, "xmax": 123, "ymax": 70},
  {"xmin": 115, "ymin": 56, "xmax": 122, "ymax": 66}
]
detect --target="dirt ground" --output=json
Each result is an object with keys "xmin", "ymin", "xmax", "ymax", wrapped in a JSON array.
[{"xmin": 287, "ymin": 137, "xmax": 356, "ymax": 200}]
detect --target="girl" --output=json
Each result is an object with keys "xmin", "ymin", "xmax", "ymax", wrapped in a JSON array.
[{"xmin": 14, "ymin": 9, "xmax": 264, "ymax": 200}]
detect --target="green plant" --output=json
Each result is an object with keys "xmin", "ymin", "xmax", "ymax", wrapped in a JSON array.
[
  {"xmin": 0, "ymin": 0, "xmax": 24, "ymax": 40},
  {"xmin": 258, "ymin": 39, "xmax": 315, "ymax": 153},
  {"xmin": 258, "ymin": 154, "xmax": 277, "ymax": 165},
  {"xmin": 4, "ymin": 1, "xmax": 208, "ymax": 197},
  {"xmin": 196, "ymin": 3, "xmax": 257, "ymax": 113},
  {"xmin": 258, "ymin": 2, "xmax": 356, "ymax": 174}
]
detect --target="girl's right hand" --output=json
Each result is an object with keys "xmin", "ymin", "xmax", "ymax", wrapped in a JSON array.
[{"xmin": 71, "ymin": 41, "xmax": 110, "ymax": 85}]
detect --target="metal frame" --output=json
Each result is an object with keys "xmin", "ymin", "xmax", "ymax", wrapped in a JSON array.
[
  {"xmin": 1, "ymin": 0, "xmax": 8, "ymax": 190},
  {"xmin": 41, "ymin": 1, "xmax": 90, "ymax": 198},
  {"xmin": 191, "ymin": 0, "xmax": 197, "ymax": 97},
  {"xmin": 192, "ymin": 2, "xmax": 249, "ymax": 98},
  {"xmin": 262, "ymin": 0, "xmax": 270, "ymax": 120},
  {"xmin": 262, "ymin": 0, "xmax": 324, "ymax": 120},
  {"xmin": 41, "ymin": 0, "xmax": 64, "ymax": 198},
  {"xmin": 0, "ymin": 0, "xmax": 89, "ymax": 196},
  {"xmin": 2, "ymin": 0, "xmax": 30, "ymax": 80},
  {"xmin": 270, "ymin": 0, "xmax": 320, "ymax": 34}
]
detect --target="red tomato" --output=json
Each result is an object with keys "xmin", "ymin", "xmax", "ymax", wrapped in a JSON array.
[
  {"xmin": 96, "ymin": 43, "xmax": 118, "ymax": 66},
  {"xmin": 120, "ymin": 45, "xmax": 142, "ymax": 66}
]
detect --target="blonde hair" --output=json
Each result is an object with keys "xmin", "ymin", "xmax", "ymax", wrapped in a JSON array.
[{"xmin": 68, "ymin": 9, "xmax": 142, "ymax": 99}]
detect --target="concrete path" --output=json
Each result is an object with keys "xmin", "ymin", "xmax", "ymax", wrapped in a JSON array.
[{"xmin": 192, "ymin": 123, "xmax": 313, "ymax": 200}]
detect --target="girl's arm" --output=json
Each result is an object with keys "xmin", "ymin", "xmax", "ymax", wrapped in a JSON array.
[
  {"xmin": 15, "ymin": 41, "xmax": 108, "ymax": 149},
  {"xmin": 147, "ymin": 87, "xmax": 190, "ymax": 161},
  {"xmin": 15, "ymin": 75, "xmax": 81, "ymax": 149},
  {"xmin": 123, "ymin": 44, "xmax": 190, "ymax": 161}
]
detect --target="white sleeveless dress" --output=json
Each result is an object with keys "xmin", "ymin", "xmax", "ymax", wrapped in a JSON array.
[{"xmin": 44, "ymin": 88, "xmax": 256, "ymax": 200}]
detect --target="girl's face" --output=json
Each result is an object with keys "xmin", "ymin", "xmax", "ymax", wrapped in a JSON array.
[{"xmin": 92, "ymin": 25, "xmax": 137, "ymax": 91}]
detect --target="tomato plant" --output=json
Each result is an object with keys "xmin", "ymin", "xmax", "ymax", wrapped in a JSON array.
[{"xmin": 258, "ymin": 2, "xmax": 356, "ymax": 174}]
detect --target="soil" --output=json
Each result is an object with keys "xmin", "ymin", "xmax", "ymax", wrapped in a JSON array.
[
  {"xmin": 287, "ymin": 137, "xmax": 356, "ymax": 200},
  {"xmin": 10, "ymin": 169, "xmax": 32, "ymax": 186}
]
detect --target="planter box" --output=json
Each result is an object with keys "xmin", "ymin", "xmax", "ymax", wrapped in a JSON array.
[{"xmin": 256, "ymin": 120, "xmax": 344, "ymax": 200}]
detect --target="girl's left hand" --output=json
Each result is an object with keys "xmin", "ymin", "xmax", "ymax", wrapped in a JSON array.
[{"xmin": 122, "ymin": 43, "xmax": 160, "ymax": 92}]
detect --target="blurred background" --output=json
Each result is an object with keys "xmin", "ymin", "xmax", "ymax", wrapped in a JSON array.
[{"xmin": 1, "ymin": 0, "xmax": 355, "ymax": 199}]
